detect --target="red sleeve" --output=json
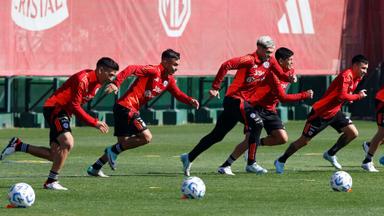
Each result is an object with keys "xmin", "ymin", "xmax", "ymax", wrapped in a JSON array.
[
  {"xmin": 337, "ymin": 73, "xmax": 361, "ymax": 101},
  {"xmin": 113, "ymin": 65, "xmax": 148, "ymax": 87},
  {"xmin": 70, "ymin": 79, "xmax": 98, "ymax": 127},
  {"xmin": 269, "ymin": 72, "xmax": 310, "ymax": 102},
  {"xmin": 167, "ymin": 78, "xmax": 193, "ymax": 106},
  {"xmin": 211, "ymin": 55, "xmax": 254, "ymax": 90},
  {"xmin": 270, "ymin": 57, "xmax": 291, "ymax": 82}
]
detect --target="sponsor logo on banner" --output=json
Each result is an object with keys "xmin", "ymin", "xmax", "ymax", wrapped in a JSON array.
[
  {"xmin": 11, "ymin": 0, "xmax": 69, "ymax": 31},
  {"xmin": 158, "ymin": 0, "xmax": 191, "ymax": 37},
  {"xmin": 278, "ymin": 0, "xmax": 314, "ymax": 34}
]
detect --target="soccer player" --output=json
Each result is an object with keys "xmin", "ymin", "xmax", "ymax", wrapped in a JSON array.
[
  {"xmin": 361, "ymin": 86, "xmax": 384, "ymax": 172},
  {"xmin": 180, "ymin": 36, "xmax": 296, "ymax": 176},
  {"xmin": 87, "ymin": 49, "xmax": 199, "ymax": 176},
  {"xmin": 274, "ymin": 54, "xmax": 369, "ymax": 174},
  {"xmin": 0, "ymin": 57, "xmax": 119, "ymax": 190},
  {"xmin": 217, "ymin": 47, "xmax": 313, "ymax": 175}
]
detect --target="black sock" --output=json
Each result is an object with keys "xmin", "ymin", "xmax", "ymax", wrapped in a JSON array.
[
  {"xmin": 47, "ymin": 170, "xmax": 58, "ymax": 184},
  {"xmin": 221, "ymin": 155, "xmax": 236, "ymax": 167},
  {"xmin": 15, "ymin": 141, "xmax": 29, "ymax": 152},
  {"xmin": 111, "ymin": 143, "xmax": 123, "ymax": 155},
  {"xmin": 327, "ymin": 134, "xmax": 349, "ymax": 156},
  {"xmin": 363, "ymin": 153, "xmax": 374, "ymax": 164},
  {"xmin": 92, "ymin": 158, "xmax": 107, "ymax": 170},
  {"xmin": 278, "ymin": 143, "xmax": 299, "ymax": 163}
]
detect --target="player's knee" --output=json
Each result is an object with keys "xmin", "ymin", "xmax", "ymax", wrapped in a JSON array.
[
  {"xmin": 277, "ymin": 135, "xmax": 288, "ymax": 145},
  {"xmin": 60, "ymin": 140, "xmax": 74, "ymax": 151},
  {"xmin": 57, "ymin": 133, "xmax": 74, "ymax": 150},
  {"xmin": 347, "ymin": 130, "xmax": 358, "ymax": 139}
]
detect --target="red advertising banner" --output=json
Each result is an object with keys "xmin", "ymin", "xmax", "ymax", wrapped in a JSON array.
[{"xmin": 0, "ymin": 0, "xmax": 346, "ymax": 76}]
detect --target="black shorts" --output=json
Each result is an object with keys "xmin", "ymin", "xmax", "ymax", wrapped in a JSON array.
[
  {"xmin": 222, "ymin": 96, "xmax": 261, "ymax": 133},
  {"xmin": 43, "ymin": 107, "xmax": 72, "ymax": 144},
  {"xmin": 375, "ymin": 99, "xmax": 384, "ymax": 127},
  {"xmin": 113, "ymin": 103, "xmax": 147, "ymax": 137},
  {"xmin": 254, "ymin": 107, "xmax": 285, "ymax": 135},
  {"xmin": 302, "ymin": 109, "xmax": 352, "ymax": 138}
]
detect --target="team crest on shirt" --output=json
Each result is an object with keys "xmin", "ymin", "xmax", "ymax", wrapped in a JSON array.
[
  {"xmin": 163, "ymin": 81, "xmax": 168, "ymax": 87},
  {"xmin": 145, "ymin": 90, "xmax": 152, "ymax": 97},
  {"xmin": 263, "ymin": 62, "xmax": 270, "ymax": 68},
  {"xmin": 153, "ymin": 86, "xmax": 162, "ymax": 93}
]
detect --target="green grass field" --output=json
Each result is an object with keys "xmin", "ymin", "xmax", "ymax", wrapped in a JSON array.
[{"xmin": 0, "ymin": 121, "xmax": 383, "ymax": 215}]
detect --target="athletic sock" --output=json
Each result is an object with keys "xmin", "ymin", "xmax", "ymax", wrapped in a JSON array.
[
  {"xmin": 363, "ymin": 153, "xmax": 374, "ymax": 164},
  {"xmin": 278, "ymin": 142, "xmax": 299, "ymax": 163},
  {"xmin": 111, "ymin": 143, "xmax": 123, "ymax": 154},
  {"xmin": 220, "ymin": 155, "xmax": 236, "ymax": 167},
  {"xmin": 327, "ymin": 134, "xmax": 348, "ymax": 156},
  {"xmin": 15, "ymin": 142, "xmax": 29, "ymax": 152},
  {"xmin": 92, "ymin": 158, "xmax": 107, "ymax": 170},
  {"xmin": 46, "ymin": 170, "xmax": 59, "ymax": 184}
]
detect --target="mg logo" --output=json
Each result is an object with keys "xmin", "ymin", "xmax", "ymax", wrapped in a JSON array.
[
  {"xmin": 158, "ymin": 0, "xmax": 191, "ymax": 37},
  {"xmin": 11, "ymin": 0, "xmax": 69, "ymax": 31},
  {"xmin": 278, "ymin": 0, "xmax": 314, "ymax": 34}
]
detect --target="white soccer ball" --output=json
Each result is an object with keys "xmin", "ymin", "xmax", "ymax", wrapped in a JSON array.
[
  {"xmin": 181, "ymin": 176, "xmax": 206, "ymax": 199},
  {"xmin": 330, "ymin": 171, "xmax": 352, "ymax": 192},
  {"xmin": 8, "ymin": 183, "xmax": 35, "ymax": 207}
]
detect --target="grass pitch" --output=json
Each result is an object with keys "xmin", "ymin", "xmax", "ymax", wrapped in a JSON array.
[{"xmin": 0, "ymin": 121, "xmax": 383, "ymax": 215}]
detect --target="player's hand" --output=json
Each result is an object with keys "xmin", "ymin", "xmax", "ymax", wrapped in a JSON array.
[
  {"xmin": 104, "ymin": 83, "xmax": 118, "ymax": 95},
  {"xmin": 96, "ymin": 121, "xmax": 109, "ymax": 133},
  {"xmin": 190, "ymin": 98, "xmax": 200, "ymax": 109},
  {"xmin": 209, "ymin": 89, "xmax": 220, "ymax": 99},
  {"xmin": 306, "ymin": 89, "xmax": 314, "ymax": 99},
  {"xmin": 359, "ymin": 89, "xmax": 367, "ymax": 98}
]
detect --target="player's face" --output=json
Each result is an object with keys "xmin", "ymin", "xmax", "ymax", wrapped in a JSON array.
[
  {"xmin": 257, "ymin": 46, "xmax": 275, "ymax": 61},
  {"xmin": 163, "ymin": 58, "xmax": 179, "ymax": 75},
  {"xmin": 98, "ymin": 67, "xmax": 117, "ymax": 84},
  {"xmin": 354, "ymin": 62, "xmax": 368, "ymax": 78},
  {"xmin": 279, "ymin": 56, "xmax": 294, "ymax": 70}
]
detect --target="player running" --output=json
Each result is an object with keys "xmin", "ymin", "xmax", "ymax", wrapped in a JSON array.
[
  {"xmin": 218, "ymin": 47, "xmax": 313, "ymax": 175},
  {"xmin": 274, "ymin": 54, "xmax": 369, "ymax": 174},
  {"xmin": 180, "ymin": 36, "xmax": 296, "ymax": 176},
  {"xmin": 87, "ymin": 49, "xmax": 199, "ymax": 176},
  {"xmin": 361, "ymin": 85, "xmax": 384, "ymax": 172},
  {"xmin": 0, "ymin": 57, "xmax": 119, "ymax": 190}
]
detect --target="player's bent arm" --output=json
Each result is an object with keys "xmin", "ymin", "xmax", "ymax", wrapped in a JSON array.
[
  {"xmin": 212, "ymin": 55, "xmax": 254, "ymax": 90},
  {"xmin": 113, "ymin": 65, "xmax": 143, "ymax": 87},
  {"xmin": 167, "ymin": 79, "xmax": 197, "ymax": 107}
]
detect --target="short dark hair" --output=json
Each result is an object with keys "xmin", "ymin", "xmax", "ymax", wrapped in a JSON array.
[
  {"xmin": 96, "ymin": 57, "xmax": 119, "ymax": 71},
  {"xmin": 161, "ymin": 49, "xmax": 180, "ymax": 60},
  {"xmin": 275, "ymin": 47, "xmax": 294, "ymax": 61},
  {"xmin": 352, "ymin": 54, "xmax": 368, "ymax": 65}
]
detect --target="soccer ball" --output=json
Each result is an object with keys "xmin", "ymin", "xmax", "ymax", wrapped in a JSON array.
[
  {"xmin": 330, "ymin": 171, "xmax": 352, "ymax": 192},
  {"xmin": 181, "ymin": 176, "xmax": 206, "ymax": 199},
  {"xmin": 8, "ymin": 183, "xmax": 35, "ymax": 207}
]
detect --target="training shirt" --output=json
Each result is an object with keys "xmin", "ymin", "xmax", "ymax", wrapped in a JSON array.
[
  {"xmin": 376, "ymin": 86, "xmax": 384, "ymax": 102},
  {"xmin": 311, "ymin": 68, "xmax": 363, "ymax": 119},
  {"xmin": 44, "ymin": 70, "xmax": 100, "ymax": 126},
  {"xmin": 211, "ymin": 52, "xmax": 291, "ymax": 101},
  {"xmin": 249, "ymin": 69, "xmax": 310, "ymax": 112},
  {"xmin": 113, "ymin": 64, "xmax": 192, "ymax": 112}
]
